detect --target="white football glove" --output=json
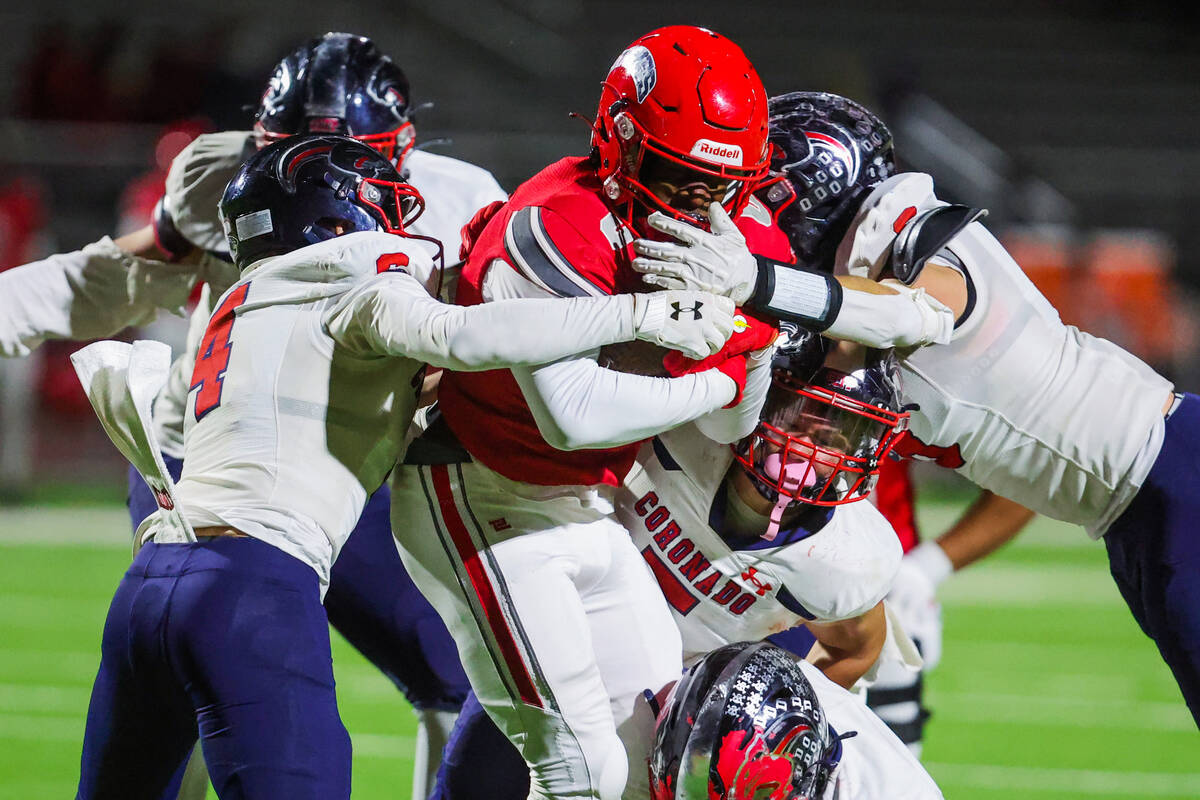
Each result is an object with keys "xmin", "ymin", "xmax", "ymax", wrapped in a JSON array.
[
  {"xmin": 824, "ymin": 279, "xmax": 956, "ymax": 349},
  {"xmin": 631, "ymin": 203, "xmax": 758, "ymax": 305},
  {"xmin": 885, "ymin": 541, "xmax": 952, "ymax": 671},
  {"xmin": 631, "ymin": 290, "xmax": 735, "ymax": 360},
  {"xmin": 834, "ymin": 173, "xmax": 944, "ymax": 279}
]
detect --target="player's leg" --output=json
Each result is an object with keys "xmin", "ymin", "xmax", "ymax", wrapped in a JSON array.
[
  {"xmin": 585, "ymin": 527, "xmax": 684, "ymax": 800},
  {"xmin": 393, "ymin": 462, "xmax": 632, "ymax": 800},
  {"xmin": 324, "ymin": 482, "xmax": 471, "ymax": 799},
  {"xmin": 125, "ymin": 454, "xmax": 209, "ymax": 800},
  {"xmin": 431, "ymin": 691, "xmax": 531, "ymax": 800},
  {"xmin": 168, "ymin": 537, "xmax": 353, "ymax": 799},
  {"xmin": 76, "ymin": 545, "xmax": 201, "ymax": 799},
  {"xmin": 1105, "ymin": 392, "xmax": 1200, "ymax": 724}
]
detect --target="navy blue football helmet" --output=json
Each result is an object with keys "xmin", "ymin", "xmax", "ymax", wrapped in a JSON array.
[
  {"xmin": 220, "ymin": 134, "xmax": 426, "ymax": 269},
  {"xmin": 760, "ymin": 92, "xmax": 895, "ymax": 273},
  {"xmin": 254, "ymin": 32, "xmax": 415, "ymax": 166},
  {"xmin": 650, "ymin": 642, "xmax": 845, "ymax": 800},
  {"xmin": 735, "ymin": 336, "xmax": 907, "ymax": 507}
]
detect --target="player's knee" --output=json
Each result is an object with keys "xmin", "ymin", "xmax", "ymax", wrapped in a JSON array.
[
  {"xmin": 526, "ymin": 729, "xmax": 627, "ymax": 800},
  {"xmin": 593, "ymin": 733, "xmax": 628, "ymax": 800}
]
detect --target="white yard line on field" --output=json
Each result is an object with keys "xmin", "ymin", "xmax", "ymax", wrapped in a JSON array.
[
  {"xmin": 0, "ymin": 507, "xmax": 131, "ymax": 547},
  {"xmin": 925, "ymin": 762, "xmax": 1200, "ymax": 797},
  {"xmin": 930, "ymin": 690, "xmax": 1195, "ymax": 732},
  {"xmin": 939, "ymin": 563, "xmax": 1123, "ymax": 607}
]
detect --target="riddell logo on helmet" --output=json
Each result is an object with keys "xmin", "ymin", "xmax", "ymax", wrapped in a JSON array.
[{"xmin": 690, "ymin": 139, "xmax": 743, "ymax": 167}]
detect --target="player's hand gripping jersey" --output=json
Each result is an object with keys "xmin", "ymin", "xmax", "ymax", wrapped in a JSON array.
[
  {"xmin": 148, "ymin": 130, "xmax": 507, "ymax": 457},
  {"xmin": 840, "ymin": 173, "xmax": 1173, "ymax": 536},
  {"xmin": 438, "ymin": 157, "xmax": 790, "ymax": 487},
  {"xmin": 620, "ymin": 422, "xmax": 903, "ymax": 664}
]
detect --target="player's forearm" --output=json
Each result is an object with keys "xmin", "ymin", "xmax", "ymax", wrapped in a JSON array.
[
  {"xmin": 331, "ymin": 276, "xmax": 638, "ymax": 369},
  {"xmin": 745, "ymin": 261, "xmax": 954, "ymax": 349},
  {"xmin": 932, "ymin": 490, "xmax": 1036, "ymax": 572},
  {"xmin": 692, "ymin": 347, "xmax": 772, "ymax": 444},
  {"xmin": 1, "ymin": 237, "xmax": 195, "ymax": 357},
  {"xmin": 514, "ymin": 358, "xmax": 736, "ymax": 451},
  {"xmin": 804, "ymin": 602, "xmax": 887, "ymax": 689}
]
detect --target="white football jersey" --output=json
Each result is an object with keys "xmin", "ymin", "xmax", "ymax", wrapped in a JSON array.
[
  {"xmin": 155, "ymin": 228, "xmax": 652, "ymax": 588},
  {"xmin": 617, "ymin": 424, "xmax": 901, "ymax": 665},
  {"xmin": 172, "ymin": 232, "xmax": 434, "ymax": 586},
  {"xmin": 799, "ymin": 660, "xmax": 943, "ymax": 799},
  {"xmin": 151, "ymin": 131, "xmax": 506, "ymax": 456},
  {"xmin": 867, "ymin": 189, "xmax": 1173, "ymax": 536}
]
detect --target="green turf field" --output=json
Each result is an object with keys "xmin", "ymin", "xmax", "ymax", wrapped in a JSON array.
[{"xmin": 0, "ymin": 500, "xmax": 1196, "ymax": 798}]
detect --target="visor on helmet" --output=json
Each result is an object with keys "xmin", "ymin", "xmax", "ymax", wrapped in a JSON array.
[
  {"xmin": 609, "ymin": 107, "xmax": 767, "ymax": 227},
  {"xmin": 735, "ymin": 368, "xmax": 907, "ymax": 506}
]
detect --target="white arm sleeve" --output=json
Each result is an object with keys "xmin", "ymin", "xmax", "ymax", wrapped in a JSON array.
[
  {"xmin": 692, "ymin": 346, "xmax": 774, "ymax": 444},
  {"xmin": 324, "ymin": 271, "xmax": 641, "ymax": 370},
  {"xmin": 512, "ymin": 357, "xmax": 737, "ymax": 451},
  {"xmin": 823, "ymin": 282, "xmax": 954, "ymax": 349},
  {"xmin": 0, "ymin": 237, "xmax": 197, "ymax": 358}
]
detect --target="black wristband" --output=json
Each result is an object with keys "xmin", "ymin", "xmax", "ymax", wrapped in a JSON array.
[
  {"xmin": 151, "ymin": 196, "xmax": 196, "ymax": 263},
  {"xmin": 749, "ymin": 255, "xmax": 843, "ymax": 331}
]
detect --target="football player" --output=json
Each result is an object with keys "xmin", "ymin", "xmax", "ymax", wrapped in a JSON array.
[
  {"xmin": 635, "ymin": 88, "xmax": 1200, "ymax": 727},
  {"xmin": 390, "ymin": 26, "xmax": 788, "ymax": 800},
  {"xmin": 755, "ymin": 92, "xmax": 1039, "ymax": 755},
  {"xmin": 427, "ymin": 336, "xmax": 926, "ymax": 800},
  {"xmin": 0, "ymin": 31, "xmax": 509, "ymax": 798},
  {"xmin": 650, "ymin": 641, "xmax": 943, "ymax": 800},
  {"xmin": 70, "ymin": 134, "xmax": 734, "ymax": 799},
  {"xmin": 132, "ymin": 34, "xmax": 511, "ymax": 798}
]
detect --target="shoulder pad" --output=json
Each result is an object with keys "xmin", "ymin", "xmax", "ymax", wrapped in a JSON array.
[
  {"xmin": 889, "ymin": 204, "xmax": 987, "ymax": 284},
  {"xmin": 776, "ymin": 501, "xmax": 902, "ymax": 621},
  {"xmin": 502, "ymin": 204, "xmax": 615, "ymax": 298},
  {"xmin": 834, "ymin": 172, "xmax": 941, "ymax": 279},
  {"xmin": 165, "ymin": 131, "xmax": 256, "ymax": 254}
]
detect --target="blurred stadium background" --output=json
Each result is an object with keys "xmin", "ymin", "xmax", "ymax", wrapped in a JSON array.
[{"xmin": 0, "ymin": 1, "xmax": 1197, "ymax": 796}]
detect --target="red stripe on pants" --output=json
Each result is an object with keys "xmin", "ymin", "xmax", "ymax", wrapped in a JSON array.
[{"xmin": 429, "ymin": 465, "xmax": 543, "ymax": 708}]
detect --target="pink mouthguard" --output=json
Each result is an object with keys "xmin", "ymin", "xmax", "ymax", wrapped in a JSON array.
[{"xmin": 761, "ymin": 453, "xmax": 817, "ymax": 542}]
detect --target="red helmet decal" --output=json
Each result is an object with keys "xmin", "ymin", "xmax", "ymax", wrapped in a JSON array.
[{"xmin": 611, "ymin": 45, "xmax": 657, "ymax": 103}]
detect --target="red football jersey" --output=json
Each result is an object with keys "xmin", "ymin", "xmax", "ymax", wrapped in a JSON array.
[
  {"xmin": 871, "ymin": 455, "xmax": 921, "ymax": 553},
  {"xmin": 439, "ymin": 157, "xmax": 790, "ymax": 487}
]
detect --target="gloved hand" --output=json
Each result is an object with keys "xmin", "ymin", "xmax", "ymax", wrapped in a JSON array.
[
  {"xmin": 631, "ymin": 203, "xmax": 759, "ymax": 305},
  {"xmin": 885, "ymin": 540, "xmax": 951, "ymax": 671},
  {"xmin": 631, "ymin": 290, "xmax": 735, "ymax": 361}
]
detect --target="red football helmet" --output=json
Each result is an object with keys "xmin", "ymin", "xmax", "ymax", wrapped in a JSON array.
[{"xmin": 592, "ymin": 26, "xmax": 770, "ymax": 228}]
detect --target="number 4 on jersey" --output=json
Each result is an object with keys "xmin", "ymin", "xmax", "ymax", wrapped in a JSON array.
[{"xmin": 191, "ymin": 283, "xmax": 251, "ymax": 420}]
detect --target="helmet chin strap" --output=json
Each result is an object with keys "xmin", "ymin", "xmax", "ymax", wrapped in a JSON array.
[{"xmin": 761, "ymin": 453, "xmax": 817, "ymax": 541}]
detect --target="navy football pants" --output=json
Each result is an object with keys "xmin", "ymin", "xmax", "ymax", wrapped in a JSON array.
[
  {"xmin": 1105, "ymin": 392, "xmax": 1200, "ymax": 726},
  {"xmin": 76, "ymin": 538, "xmax": 351, "ymax": 799},
  {"xmin": 129, "ymin": 460, "xmax": 471, "ymax": 712}
]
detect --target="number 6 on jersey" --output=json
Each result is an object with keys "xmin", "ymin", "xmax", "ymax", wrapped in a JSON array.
[{"xmin": 191, "ymin": 283, "xmax": 251, "ymax": 420}]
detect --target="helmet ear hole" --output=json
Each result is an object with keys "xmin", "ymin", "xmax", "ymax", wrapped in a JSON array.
[{"xmin": 312, "ymin": 217, "xmax": 356, "ymax": 237}]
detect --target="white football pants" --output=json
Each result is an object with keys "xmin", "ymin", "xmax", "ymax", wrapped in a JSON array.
[{"xmin": 391, "ymin": 461, "xmax": 683, "ymax": 800}]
